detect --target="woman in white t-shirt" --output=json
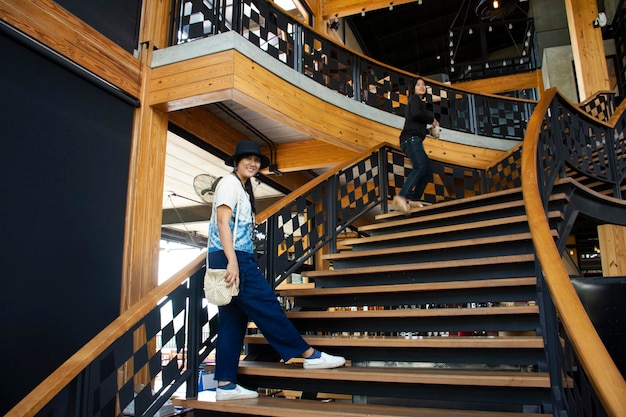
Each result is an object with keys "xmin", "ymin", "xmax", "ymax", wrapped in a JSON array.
[{"xmin": 207, "ymin": 140, "xmax": 345, "ymax": 401}]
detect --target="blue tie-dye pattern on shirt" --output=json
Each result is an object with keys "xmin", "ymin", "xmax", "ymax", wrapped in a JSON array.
[{"xmin": 207, "ymin": 174, "xmax": 254, "ymax": 254}]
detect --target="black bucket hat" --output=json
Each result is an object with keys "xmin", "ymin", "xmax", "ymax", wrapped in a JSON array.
[{"xmin": 225, "ymin": 140, "xmax": 270, "ymax": 169}]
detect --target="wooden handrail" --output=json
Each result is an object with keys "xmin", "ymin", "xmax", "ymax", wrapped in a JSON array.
[
  {"xmin": 521, "ymin": 87, "xmax": 626, "ymax": 417},
  {"xmin": 5, "ymin": 251, "xmax": 206, "ymax": 417}
]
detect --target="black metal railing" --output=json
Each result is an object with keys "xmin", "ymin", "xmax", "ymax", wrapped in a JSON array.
[
  {"xmin": 255, "ymin": 143, "xmax": 521, "ymax": 286},
  {"xmin": 30, "ymin": 266, "xmax": 213, "ymax": 417},
  {"xmin": 173, "ymin": 0, "xmax": 536, "ymax": 142}
]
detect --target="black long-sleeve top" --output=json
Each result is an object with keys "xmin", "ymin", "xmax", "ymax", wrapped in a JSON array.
[{"xmin": 399, "ymin": 95, "xmax": 435, "ymax": 145}]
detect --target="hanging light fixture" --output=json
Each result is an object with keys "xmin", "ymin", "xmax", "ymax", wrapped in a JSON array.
[{"xmin": 475, "ymin": 0, "xmax": 517, "ymax": 20}]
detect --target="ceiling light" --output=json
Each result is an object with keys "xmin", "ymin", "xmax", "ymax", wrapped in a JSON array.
[
  {"xmin": 361, "ymin": 8, "xmax": 366, "ymax": 16},
  {"xmin": 493, "ymin": 0, "xmax": 499, "ymax": 8},
  {"xmin": 389, "ymin": 2, "xmax": 393, "ymax": 11},
  {"xmin": 468, "ymin": 28, "xmax": 473, "ymax": 34}
]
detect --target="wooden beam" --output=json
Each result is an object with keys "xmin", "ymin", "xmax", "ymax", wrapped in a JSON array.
[
  {"xmin": 564, "ymin": 0, "xmax": 610, "ymax": 100},
  {"xmin": 269, "ymin": 139, "xmax": 357, "ymax": 173},
  {"xmin": 0, "ymin": 0, "xmax": 141, "ymax": 98},
  {"xmin": 598, "ymin": 224, "xmax": 626, "ymax": 276},
  {"xmin": 452, "ymin": 70, "xmax": 543, "ymax": 95},
  {"xmin": 320, "ymin": 0, "xmax": 416, "ymax": 20}
]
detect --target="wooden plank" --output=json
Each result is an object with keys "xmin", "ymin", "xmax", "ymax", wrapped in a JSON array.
[
  {"xmin": 286, "ymin": 305, "xmax": 539, "ymax": 319},
  {"xmin": 375, "ymin": 187, "xmax": 525, "ymax": 221},
  {"xmin": 325, "ymin": 234, "xmax": 541, "ymax": 261},
  {"xmin": 341, "ymin": 212, "xmax": 562, "ymax": 247},
  {"xmin": 598, "ymin": 224, "xmax": 626, "ymax": 276},
  {"xmin": 245, "ymin": 334, "xmax": 544, "ymax": 349},
  {"xmin": 361, "ymin": 200, "xmax": 529, "ymax": 232},
  {"xmin": 277, "ymin": 277, "xmax": 537, "ymax": 297},
  {"xmin": 453, "ymin": 71, "xmax": 542, "ymax": 95},
  {"xmin": 304, "ymin": 254, "xmax": 536, "ymax": 278},
  {"xmin": 321, "ymin": 0, "xmax": 416, "ymax": 20},
  {"xmin": 564, "ymin": 0, "xmax": 610, "ymax": 99},
  {"xmin": 0, "ymin": 0, "xmax": 141, "ymax": 97},
  {"xmin": 174, "ymin": 394, "xmax": 544, "ymax": 417},
  {"xmin": 235, "ymin": 361, "xmax": 550, "ymax": 388}
]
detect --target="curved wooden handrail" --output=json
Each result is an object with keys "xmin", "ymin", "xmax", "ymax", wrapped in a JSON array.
[
  {"xmin": 521, "ymin": 87, "xmax": 626, "ymax": 417},
  {"xmin": 5, "ymin": 251, "xmax": 206, "ymax": 417}
]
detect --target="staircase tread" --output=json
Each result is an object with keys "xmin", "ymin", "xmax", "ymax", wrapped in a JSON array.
[
  {"xmin": 285, "ymin": 305, "xmax": 539, "ymax": 319},
  {"xmin": 174, "ymin": 394, "xmax": 546, "ymax": 417},
  {"xmin": 343, "ymin": 212, "xmax": 562, "ymax": 247},
  {"xmin": 325, "ymin": 233, "xmax": 545, "ymax": 261},
  {"xmin": 277, "ymin": 277, "xmax": 537, "ymax": 296},
  {"xmin": 235, "ymin": 361, "xmax": 551, "ymax": 387},
  {"xmin": 367, "ymin": 199, "xmax": 526, "ymax": 232},
  {"xmin": 304, "ymin": 254, "xmax": 535, "ymax": 278},
  {"xmin": 377, "ymin": 191, "xmax": 569, "ymax": 225},
  {"xmin": 376, "ymin": 187, "xmax": 525, "ymax": 221},
  {"xmin": 245, "ymin": 334, "xmax": 544, "ymax": 348}
]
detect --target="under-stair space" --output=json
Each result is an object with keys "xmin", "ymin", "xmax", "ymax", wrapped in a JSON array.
[{"xmin": 174, "ymin": 187, "xmax": 569, "ymax": 416}]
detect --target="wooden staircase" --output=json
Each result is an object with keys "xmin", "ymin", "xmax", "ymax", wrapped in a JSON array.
[{"xmin": 175, "ymin": 188, "xmax": 565, "ymax": 416}]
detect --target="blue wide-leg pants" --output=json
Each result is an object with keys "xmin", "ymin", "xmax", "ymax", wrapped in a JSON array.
[{"xmin": 208, "ymin": 250, "xmax": 310, "ymax": 383}]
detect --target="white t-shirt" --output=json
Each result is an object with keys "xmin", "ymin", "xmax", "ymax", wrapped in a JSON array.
[{"xmin": 207, "ymin": 174, "xmax": 255, "ymax": 254}]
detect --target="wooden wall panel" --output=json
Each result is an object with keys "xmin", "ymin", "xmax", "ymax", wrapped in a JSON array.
[
  {"xmin": 150, "ymin": 51, "xmax": 236, "ymax": 111},
  {"xmin": 0, "ymin": 0, "xmax": 141, "ymax": 98}
]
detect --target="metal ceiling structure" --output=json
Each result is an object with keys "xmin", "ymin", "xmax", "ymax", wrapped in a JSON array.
[{"xmin": 345, "ymin": 0, "xmax": 532, "ymax": 81}]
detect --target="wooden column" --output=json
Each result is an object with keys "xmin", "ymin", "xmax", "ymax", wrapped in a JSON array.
[
  {"xmin": 564, "ymin": 0, "xmax": 610, "ymax": 100},
  {"xmin": 598, "ymin": 224, "xmax": 626, "ymax": 276},
  {"xmin": 120, "ymin": 0, "xmax": 171, "ymax": 312}
]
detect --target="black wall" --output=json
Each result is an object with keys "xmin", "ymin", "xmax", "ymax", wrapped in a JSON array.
[
  {"xmin": 0, "ymin": 27, "xmax": 135, "ymax": 414},
  {"xmin": 55, "ymin": 0, "xmax": 143, "ymax": 54}
]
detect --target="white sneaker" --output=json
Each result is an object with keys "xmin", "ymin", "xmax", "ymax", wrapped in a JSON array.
[
  {"xmin": 303, "ymin": 352, "xmax": 346, "ymax": 369},
  {"xmin": 216, "ymin": 384, "xmax": 259, "ymax": 401}
]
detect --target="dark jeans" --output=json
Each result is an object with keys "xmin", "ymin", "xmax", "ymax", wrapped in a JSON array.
[
  {"xmin": 399, "ymin": 136, "xmax": 433, "ymax": 201},
  {"xmin": 208, "ymin": 250, "xmax": 310, "ymax": 383}
]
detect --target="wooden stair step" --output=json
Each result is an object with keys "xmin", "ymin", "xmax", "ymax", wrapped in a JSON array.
[
  {"xmin": 245, "ymin": 334, "xmax": 544, "ymax": 349},
  {"xmin": 343, "ymin": 212, "xmax": 562, "ymax": 247},
  {"xmin": 323, "ymin": 233, "xmax": 547, "ymax": 262},
  {"xmin": 277, "ymin": 277, "xmax": 537, "ymax": 297},
  {"xmin": 235, "ymin": 361, "xmax": 551, "ymax": 388},
  {"xmin": 304, "ymin": 254, "xmax": 535, "ymax": 279},
  {"xmin": 365, "ymin": 200, "xmax": 526, "ymax": 233},
  {"xmin": 174, "ymin": 394, "xmax": 545, "ymax": 417},
  {"xmin": 286, "ymin": 304, "xmax": 538, "ymax": 319},
  {"xmin": 364, "ymin": 193, "xmax": 567, "ymax": 233},
  {"xmin": 376, "ymin": 187, "xmax": 525, "ymax": 221}
]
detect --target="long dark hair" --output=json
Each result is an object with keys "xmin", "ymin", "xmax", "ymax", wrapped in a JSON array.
[{"xmin": 408, "ymin": 77, "xmax": 426, "ymax": 97}]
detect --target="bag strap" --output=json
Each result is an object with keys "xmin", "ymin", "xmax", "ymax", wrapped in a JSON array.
[{"xmin": 207, "ymin": 178, "xmax": 241, "ymax": 267}]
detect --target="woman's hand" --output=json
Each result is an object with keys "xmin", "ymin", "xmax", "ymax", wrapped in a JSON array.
[{"xmin": 225, "ymin": 261, "xmax": 240, "ymax": 290}]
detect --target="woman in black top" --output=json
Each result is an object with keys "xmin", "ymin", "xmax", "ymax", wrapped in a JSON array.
[{"xmin": 393, "ymin": 77, "xmax": 438, "ymax": 212}]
